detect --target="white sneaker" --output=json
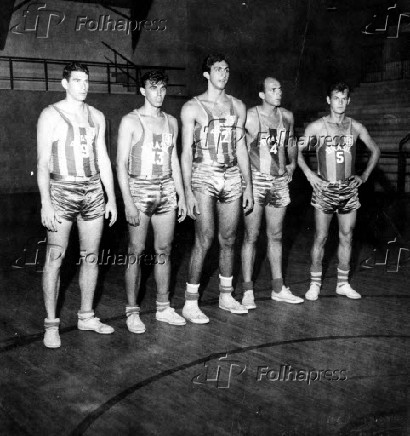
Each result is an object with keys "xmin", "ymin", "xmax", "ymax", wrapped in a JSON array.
[
  {"xmin": 156, "ymin": 307, "xmax": 186, "ymax": 325},
  {"xmin": 43, "ymin": 318, "xmax": 61, "ymax": 348},
  {"xmin": 182, "ymin": 305, "xmax": 210, "ymax": 324},
  {"xmin": 219, "ymin": 294, "xmax": 248, "ymax": 314},
  {"xmin": 271, "ymin": 286, "xmax": 304, "ymax": 304},
  {"xmin": 305, "ymin": 283, "xmax": 321, "ymax": 301},
  {"xmin": 336, "ymin": 283, "xmax": 361, "ymax": 299},
  {"xmin": 127, "ymin": 312, "xmax": 146, "ymax": 334},
  {"xmin": 78, "ymin": 316, "xmax": 114, "ymax": 334},
  {"xmin": 241, "ymin": 291, "xmax": 256, "ymax": 310}
]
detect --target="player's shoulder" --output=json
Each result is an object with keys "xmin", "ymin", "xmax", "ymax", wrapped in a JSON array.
[
  {"xmin": 228, "ymin": 94, "xmax": 245, "ymax": 107},
  {"xmin": 87, "ymin": 105, "xmax": 104, "ymax": 122},
  {"xmin": 279, "ymin": 107, "xmax": 294, "ymax": 119},
  {"xmin": 349, "ymin": 117, "xmax": 365, "ymax": 132},
  {"xmin": 182, "ymin": 96, "xmax": 201, "ymax": 111},
  {"xmin": 306, "ymin": 118, "xmax": 325, "ymax": 132}
]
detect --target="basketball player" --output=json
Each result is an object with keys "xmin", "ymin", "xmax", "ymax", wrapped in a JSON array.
[
  {"xmin": 117, "ymin": 70, "xmax": 187, "ymax": 333},
  {"xmin": 298, "ymin": 82, "xmax": 380, "ymax": 300},
  {"xmin": 37, "ymin": 62, "xmax": 117, "ymax": 348},
  {"xmin": 241, "ymin": 77, "xmax": 303, "ymax": 309},
  {"xmin": 180, "ymin": 53, "xmax": 253, "ymax": 324}
]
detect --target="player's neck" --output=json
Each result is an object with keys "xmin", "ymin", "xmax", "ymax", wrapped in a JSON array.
[
  {"xmin": 141, "ymin": 102, "xmax": 162, "ymax": 118},
  {"xmin": 328, "ymin": 111, "xmax": 346, "ymax": 124},
  {"xmin": 205, "ymin": 86, "xmax": 226, "ymax": 103},
  {"xmin": 62, "ymin": 96, "xmax": 86, "ymax": 113},
  {"xmin": 261, "ymin": 102, "xmax": 280, "ymax": 115}
]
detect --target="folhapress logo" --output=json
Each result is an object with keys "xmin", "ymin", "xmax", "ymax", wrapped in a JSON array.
[{"xmin": 10, "ymin": 2, "xmax": 65, "ymax": 38}]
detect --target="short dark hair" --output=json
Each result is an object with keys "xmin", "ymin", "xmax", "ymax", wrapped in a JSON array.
[
  {"xmin": 202, "ymin": 53, "xmax": 230, "ymax": 73},
  {"xmin": 327, "ymin": 81, "xmax": 350, "ymax": 98},
  {"xmin": 140, "ymin": 70, "xmax": 168, "ymax": 88},
  {"xmin": 63, "ymin": 62, "xmax": 89, "ymax": 81}
]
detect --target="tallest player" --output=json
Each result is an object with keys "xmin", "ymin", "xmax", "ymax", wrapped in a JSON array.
[
  {"xmin": 180, "ymin": 54, "xmax": 253, "ymax": 323},
  {"xmin": 298, "ymin": 82, "xmax": 380, "ymax": 301}
]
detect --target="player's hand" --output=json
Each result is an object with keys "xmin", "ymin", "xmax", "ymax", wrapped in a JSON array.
[
  {"xmin": 352, "ymin": 174, "xmax": 366, "ymax": 187},
  {"xmin": 286, "ymin": 163, "xmax": 296, "ymax": 182},
  {"xmin": 125, "ymin": 203, "xmax": 140, "ymax": 226},
  {"xmin": 105, "ymin": 200, "xmax": 117, "ymax": 227},
  {"xmin": 242, "ymin": 185, "xmax": 254, "ymax": 214},
  {"xmin": 186, "ymin": 190, "xmax": 200, "ymax": 220},
  {"xmin": 306, "ymin": 172, "xmax": 325, "ymax": 192},
  {"xmin": 41, "ymin": 202, "xmax": 61, "ymax": 232},
  {"xmin": 177, "ymin": 197, "xmax": 187, "ymax": 223}
]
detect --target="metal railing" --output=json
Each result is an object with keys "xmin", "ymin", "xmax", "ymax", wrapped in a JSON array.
[{"xmin": 0, "ymin": 51, "xmax": 186, "ymax": 94}]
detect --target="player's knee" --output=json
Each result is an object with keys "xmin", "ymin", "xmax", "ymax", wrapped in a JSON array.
[
  {"xmin": 45, "ymin": 244, "xmax": 66, "ymax": 266},
  {"xmin": 196, "ymin": 231, "xmax": 214, "ymax": 250},
  {"xmin": 267, "ymin": 228, "xmax": 282, "ymax": 243},
  {"xmin": 154, "ymin": 241, "xmax": 172, "ymax": 255},
  {"xmin": 219, "ymin": 233, "xmax": 236, "ymax": 248},
  {"xmin": 244, "ymin": 229, "xmax": 259, "ymax": 244},
  {"xmin": 314, "ymin": 232, "xmax": 328, "ymax": 247},
  {"xmin": 128, "ymin": 242, "xmax": 145, "ymax": 257},
  {"xmin": 339, "ymin": 229, "xmax": 353, "ymax": 245}
]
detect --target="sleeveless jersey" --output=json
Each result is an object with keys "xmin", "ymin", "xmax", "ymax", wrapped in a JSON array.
[
  {"xmin": 248, "ymin": 107, "xmax": 288, "ymax": 176},
  {"xmin": 316, "ymin": 117, "xmax": 356, "ymax": 182},
  {"xmin": 193, "ymin": 96, "xmax": 237, "ymax": 166},
  {"xmin": 50, "ymin": 105, "xmax": 99, "ymax": 177},
  {"xmin": 128, "ymin": 111, "xmax": 173, "ymax": 177}
]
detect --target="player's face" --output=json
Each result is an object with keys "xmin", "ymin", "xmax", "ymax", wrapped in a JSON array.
[
  {"xmin": 327, "ymin": 90, "xmax": 350, "ymax": 114},
  {"xmin": 261, "ymin": 78, "xmax": 282, "ymax": 107},
  {"xmin": 205, "ymin": 61, "xmax": 230, "ymax": 90},
  {"xmin": 141, "ymin": 80, "xmax": 167, "ymax": 107},
  {"xmin": 63, "ymin": 71, "xmax": 89, "ymax": 101}
]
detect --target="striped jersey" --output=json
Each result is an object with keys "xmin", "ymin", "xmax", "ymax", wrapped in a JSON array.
[
  {"xmin": 50, "ymin": 105, "xmax": 99, "ymax": 177},
  {"xmin": 316, "ymin": 117, "xmax": 357, "ymax": 182},
  {"xmin": 128, "ymin": 111, "xmax": 173, "ymax": 177},
  {"xmin": 193, "ymin": 96, "xmax": 237, "ymax": 166},
  {"xmin": 248, "ymin": 107, "xmax": 288, "ymax": 176}
]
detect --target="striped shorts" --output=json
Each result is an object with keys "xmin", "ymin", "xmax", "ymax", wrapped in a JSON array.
[
  {"xmin": 50, "ymin": 175, "xmax": 105, "ymax": 222},
  {"xmin": 129, "ymin": 176, "xmax": 177, "ymax": 216},
  {"xmin": 248, "ymin": 170, "xmax": 290, "ymax": 208},
  {"xmin": 311, "ymin": 176, "xmax": 360, "ymax": 214},
  {"xmin": 191, "ymin": 163, "xmax": 242, "ymax": 203}
]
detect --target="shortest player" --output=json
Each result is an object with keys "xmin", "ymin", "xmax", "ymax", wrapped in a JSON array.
[
  {"xmin": 298, "ymin": 81, "xmax": 380, "ymax": 300},
  {"xmin": 241, "ymin": 76, "xmax": 303, "ymax": 309},
  {"xmin": 117, "ymin": 70, "xmax": 187, "ymax": 333}
]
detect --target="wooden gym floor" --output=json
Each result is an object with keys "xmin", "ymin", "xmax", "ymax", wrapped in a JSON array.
[{"xmin": 0, "ymin": 183, "xmax": 409, "ymax": 436}]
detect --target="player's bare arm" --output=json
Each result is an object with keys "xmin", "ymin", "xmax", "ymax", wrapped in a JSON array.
[
  {"xmin": 169, "ymin": 116, "xmax": 186, "ymax": 223},
  {"xmin": 283, "ymin": 109, "xmax": 297, "ymax": 181},
  {"xmin": 245, "ymin": 107, "xmax": 260, "ymax": 142},
  {"xmin": 180, "ymin": 99, "xmax": 200, "ymax": 219},
  {"xmin": 117, "ymin": 113, "xmax": 141, "ymax": 226},
  {"xmin": 234, "ymin": 98, "xmax": 253, "ymax": 213},
  {"xmin": 92, "ymin": 108, "xmax": 117, "ymax": 227},
  {"xmin": 297, "ymin": 120, "xmax": 326, "ymax": 191},
  {"xmin": 353, "ymin": 120, "xmax": 380, "ymax": 186},
  {"xmin": 37, "ymin": 106, "xmax": 62, "ymax": 232}
]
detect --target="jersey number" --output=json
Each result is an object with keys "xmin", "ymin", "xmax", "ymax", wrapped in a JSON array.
[{"xmin": 336, "ymin": 150, "xmax": 344, "ymax": 163}]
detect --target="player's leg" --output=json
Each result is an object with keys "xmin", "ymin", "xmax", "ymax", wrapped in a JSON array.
[
  {"xmin": 43, "ymin": 219, "xmax": 73, "ymax": 348},
  {"xmin": 240, "ymin": 203, "xmax": 264, "ymax": 309},
  {"xmin": 268, "ymin": 206, "xmax": 303, "ymax": 304},
  {"xmin": 305, "ymin": 208, "xmax": 333, "ymax": 300},
  {"xmin": 217, "ymin": 198, "xmax": 248, "ymax": 314},
  {"xmin": 183, "ymin": 192, "xmax": 215, "ymax": 323},
  {"xmin": 125, "ymin": 213, "xmax": 151, "ymax": 333},
  {"xmin": 336, "ymin": 210, "xmax": 361, "ymax": 299},
  {"xmin": 152, "ymin": 210, "xmax": 185, "ymax": 325},
  {"xmin": 77, "ymin": 216, "xmax": 114, "ymax": 334}
]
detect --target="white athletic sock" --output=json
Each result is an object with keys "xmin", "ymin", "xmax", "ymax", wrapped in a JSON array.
[{"xmin": 219, "ymin": 275, "xmax": 233, "ymax": 288}]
